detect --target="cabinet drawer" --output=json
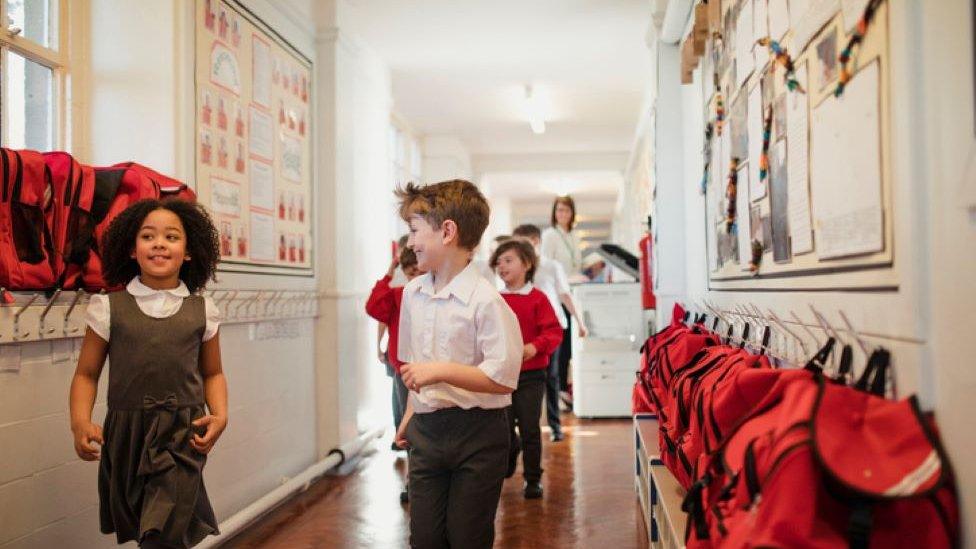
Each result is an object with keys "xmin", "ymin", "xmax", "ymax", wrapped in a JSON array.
[{"xmin": 573, "ymin": 351, "xmax": 640, "ymax": 372}]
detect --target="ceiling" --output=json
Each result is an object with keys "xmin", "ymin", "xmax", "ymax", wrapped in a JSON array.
[{"xmin": 338, "ymin": 0, "xmax": 653, "ymax": 156}]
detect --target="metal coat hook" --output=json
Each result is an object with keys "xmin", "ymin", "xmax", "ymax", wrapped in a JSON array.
[
  {"xmin": 838, "ymin": 310, "xmax": 870, "ymax": 356},
  {"xmin": 248, "ymin": 291, "xmax": 266, "ymax": 318},
  {"xmin": 771, "ymin": 309, "xmax": 809, "ymax": 359},
  {"xmin": 232, "ymin": 291, "xmax": 252, "ymax": 319},
  {"xmin": 63, "ymin": 290, "xmax": 85, "ymax": 335},
  {"xmin": 38, "ymin": 289, "xmax": 63, "ymax": 336},
  {"xmin": 219, "ymin": 290, "xmax": 238, "ymax": 318},
  {"xmin": 263, "ymin": 291, "xmax": 282, "ymax": 316},
  {"xmin": 13, "ymin": 293, "xmax": 40, "ymax": 339}
]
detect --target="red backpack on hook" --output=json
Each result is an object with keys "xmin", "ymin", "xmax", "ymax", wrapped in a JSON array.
[
  {"xmin": 43, "ymin": 151, "xmax": 97, "ymax": 290},
  {"xmin": 0, "ymin": 148, "xmax": 58, "ymax": 293}
]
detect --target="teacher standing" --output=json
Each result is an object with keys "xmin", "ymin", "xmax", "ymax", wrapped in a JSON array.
[{"xmin": 540, "ymin": 196, "xmax": 586, "ymax": 417}]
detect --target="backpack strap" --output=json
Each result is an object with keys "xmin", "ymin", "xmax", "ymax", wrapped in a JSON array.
[
  {"xmin": 805, "ymin": 337, "xmax": 836, "ymax": 373},
  {"xmin": 0, "ymin": 148, "xmax": 9, "ymax": 202},
  {"xmin": 853, "ymin": 347, "xmax": 890, "ymax": 397}
]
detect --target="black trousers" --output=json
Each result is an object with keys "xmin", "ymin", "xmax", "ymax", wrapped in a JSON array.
[
  {"xmin": 558, "ymin": 305, "xmax": 572, "ymax": 390},
  {"xmin": 507, "ymin": 370, "xmax": 546, "ymax": 482},
  {"xmin": 407, "ymin": 407, "xmax": 509, "ymax": 549},
  {"xmin": 545, "ymin": 346, "xmax": 562, "ymax": 434}
]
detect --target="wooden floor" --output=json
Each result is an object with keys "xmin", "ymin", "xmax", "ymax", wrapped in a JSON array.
[{"xmin": 227, "ymin": 414, "xmax": 647, "ymax": 548}]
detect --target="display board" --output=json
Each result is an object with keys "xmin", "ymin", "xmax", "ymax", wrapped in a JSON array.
[
  {"xmin": 701, "ymin": 0, "xmax": 891, "ymax": 288},
  {"xmin": 195, "ymin": 0, "xmax": 313, "ymax": 275}
]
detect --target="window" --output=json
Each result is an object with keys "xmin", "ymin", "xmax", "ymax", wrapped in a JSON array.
[
  {"xmin": 0, "ymin": 0, "xmax": 69, "ymax": 151},
  {"xmin": 389, "ymin": 118, "xmax": 422, "ymax": 189}
]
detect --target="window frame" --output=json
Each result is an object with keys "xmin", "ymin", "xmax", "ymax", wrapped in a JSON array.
[{"xmin": 0, "ymin": 0, "xmax": 73, "ymax": 152}]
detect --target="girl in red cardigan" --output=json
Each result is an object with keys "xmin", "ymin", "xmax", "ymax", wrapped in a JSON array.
[{"xmin": 490, "ymin": 239, "xmax": 563, "ymax": 499}]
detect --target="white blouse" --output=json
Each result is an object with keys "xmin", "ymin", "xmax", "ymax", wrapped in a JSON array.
[
  {"xmin": 85, "ymin": 278, "xmax": 221, "ymax": 342},
  {"xmin": 541, "ymin": 225, "xmax": 583, "ymax": 279}
]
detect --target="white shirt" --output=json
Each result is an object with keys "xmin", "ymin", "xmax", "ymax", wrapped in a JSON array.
[
  {"xmin": 472, "ymin": 258, "xmax": 496, "ymax": 285},
  {"xmin": 398, "ymin": 261, "xmax": 523, "ymax": 413},
  {"xmin": 531, "ymin": 257, "xmax": 569, "ymax": 328},
  {"xmin": 541, "ymin": 226, "xmax": 583, "ymax": 279},
  {"xmin": 499, "ymin": 282, "xmax": 534, "ymax": 295},
  {"xmin": 85, "ymin": 278, "xmax": 221, "ymax": 342}
]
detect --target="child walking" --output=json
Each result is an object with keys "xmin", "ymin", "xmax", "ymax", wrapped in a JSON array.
[
  {"xmin": 69, "ymin": 199, "xmax": 226, "ymax": 549},
  {"xmin": 490, "ymin": 239, "xmax": 563, "ymax": 499},
  {"xmin": 393, "ymin": 179, "xmax": 522, "ymax": 549}
]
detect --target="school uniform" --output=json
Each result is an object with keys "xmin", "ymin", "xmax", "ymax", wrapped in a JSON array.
[
  {"xmin": 398, "ymin": 262, "xmax": 522, "ymax": 549},
  {"xmin": 541, "ymin": 226, "xmax": 583, "ymax": 393},
  {"xmin": 85, "ymin": 278, "xmax": 220, "ymax": 548},
  {"xmin": 365, "ymin": 274, "xmax": 409, "ymax": 430},
  {"xmin": 532, "ymin": 256, "xmax": 571, "ymax": 436},
  {"xmin": 499, "ymin": 283, "xmax": 563, "ymax": 483}
]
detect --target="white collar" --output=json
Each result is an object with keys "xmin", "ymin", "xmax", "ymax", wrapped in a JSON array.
[
  {"xmin": 500, "ymin": 282, "xmax": 534, "ymax": 295},
  {"xmin": 127, "ymin": 277, "xmax": 190, "ymax": 298},
  {"xmin": 417, "ymin": 261, "xmax": 480, "ymax": 304}
]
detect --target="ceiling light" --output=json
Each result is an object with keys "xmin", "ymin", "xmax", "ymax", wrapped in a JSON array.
[{"xmin": 525, "ymin": 85, "xmax": 546, "ymax": 135}]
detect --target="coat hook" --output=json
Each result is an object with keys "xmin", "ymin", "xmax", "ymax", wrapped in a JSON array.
[
  {"xmin": 13, "ymin": 293, "xmax": 40, "ymax": 339},
  {"xmin": 837, "ymin": 310, "xmax": 870, "ymax": 356},
  {"xmin": 63, "ymin": 290, "xmax": 85, "ymax": 335},
  {"xmin": 38, "ymin": 289, "xmax": 63, "ymax": 336},
  {"xmin": 772, "ymin": 309, "xmax": 810, "ymax": 358}
]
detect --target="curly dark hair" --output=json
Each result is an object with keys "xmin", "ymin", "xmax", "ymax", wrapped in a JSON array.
[
  {"xmin": 490, "ymin": 239, "xmax": 537, "ymax": 283},
  {"xmin": 101, "ymin": 199, "xmax": 220, "ymax": 293}
]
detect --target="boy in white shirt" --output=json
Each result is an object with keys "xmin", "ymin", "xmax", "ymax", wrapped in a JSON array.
[
  {"xmin": 394, "ymin": 179, "xmax": 523, "ymax": 549},
  {"xmin": 512, "ymin": 224, "xmax": 587, "ymax": 441}
]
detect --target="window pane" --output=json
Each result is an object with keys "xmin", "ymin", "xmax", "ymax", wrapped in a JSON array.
[
  {"xmin": 5, "ymin": 0, "xmax": 56, "ymax": 49},
  {"xmin": 4, "ymin": 50, "xmax": 54, "ymax": 150}
]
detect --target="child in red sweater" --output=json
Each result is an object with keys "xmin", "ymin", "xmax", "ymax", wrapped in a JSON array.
[
  {"xmin": 490, "ymin": 239, "xmax": 563, "ymax": 499},
  {"xmin": 366, "ymin": 246, "xmax": 424, "ymax": 444}
]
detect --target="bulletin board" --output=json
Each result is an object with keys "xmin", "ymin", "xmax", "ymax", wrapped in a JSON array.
[
  {"xmin": 195, "ymin": 0, "xmax": 313, "ymax": 275},
  {"xmin": 700, "ymin": 0, "xmax": 892, "ymax": 289}
]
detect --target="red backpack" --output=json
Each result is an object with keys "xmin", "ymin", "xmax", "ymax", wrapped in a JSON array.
[
  {"xmin": 0, "ymin": 148, "xmax": 58, "ymax": 291},
  {"xmin": 78, "ymin": 163, "xmax": 197, "ymax": 290},
  {"xmin": 685, "ymin": 351, "xmax": 959, "ymax": 549},
  {"xmin": 43, "ymin": 151, "xmax": 96, "ymax": 290}
]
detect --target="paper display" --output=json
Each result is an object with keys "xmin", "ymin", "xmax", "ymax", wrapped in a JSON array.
[
  {"xmin": 736, "ymin": 167, "xmax": 752, "ymax": 267},
  {"xmin": 249, "ymin": 211, "xmax": 275, "ymax": 262},
  {"xmin": 841, "ymin": 0, "xmax": 871, "ymax": 34},
  {"xmin": 792, "ymin": 0, "xmax": 840, "ymax": 52},
  {"xmin": 210, "ymin": 177, "xmax": 242, "ymax": 217},
  {"xmin": 248, "ymin": 107, "xmax": 273, "ymax": 160},
  {"xmin": 735, "ymin": 0, "xmax": 755, "ymax": 89},
  {"xmin": 753, "ymin": 0, "xmax": 770, "ymax": 69},
  {"xmin": 251, "ymin": 36, "xmax": 271, "ymax": 107},
  {"xmin": 768, "ymin": 0, "xmax": 790, "ymax": 40},
  {"xmin": 747, "ymin": 85, "xmax": 766, "ymax": 201},
  {"xmin": 280, "ymin": 134, "xmax": 303, "ymax": 182},
  {"xmin": 769, "ymin": 140, "xmax": 791, "ymax": 262},
  {"xmin": 249, "ymin": 159, "xmax": 274, "ymax": 211},
  {"xmin": 787, "ymin": 62, "xmax": 814, "ymax": 255},
  {"xmin": 810, "ymin": 61, "xmax": 883, "ymax": 259}
]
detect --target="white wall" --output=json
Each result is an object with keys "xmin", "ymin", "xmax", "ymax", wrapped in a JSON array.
[
  {"xmin": 423, "ymin": 134, "xmax": 472, "ymax": 181},
  {"xmin": 624, "ymin": 2, "xmax": 976, "ymax": 545}
]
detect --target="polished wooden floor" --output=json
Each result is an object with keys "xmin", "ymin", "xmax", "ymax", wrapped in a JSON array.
[{"xmin": 227, "ymin": 413, "xmax": 647, "ymax": 548}]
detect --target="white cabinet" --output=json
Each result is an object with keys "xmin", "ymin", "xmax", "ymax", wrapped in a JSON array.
[{"xmin": 571, "ymin": 283, "xmax": 643, "ymax": 418}]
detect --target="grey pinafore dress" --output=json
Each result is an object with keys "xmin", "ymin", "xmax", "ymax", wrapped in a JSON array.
[{"xmin": 98, "ymin": 291, "xmax": 218, "ymax": 547}]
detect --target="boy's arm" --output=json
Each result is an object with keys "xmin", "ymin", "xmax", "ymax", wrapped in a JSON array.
[
  {"xmin": 377, "ymin": 322, "xmax": 388, "ymax": 362},
  {"xmin": 401, "ymin": 298, "xmax": 522, "ymax": 394}
]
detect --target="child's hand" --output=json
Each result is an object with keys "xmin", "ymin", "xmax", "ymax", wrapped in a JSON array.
[
  {"xmin": 522, "ymin": 343, "xmax": 538, "ymax": 361},
  {"xmin": 400, "ymin": 362, "xmax": 443, "ymax": 392},
  {"xmin": 395, "ymin": 418, "xmax": 411, "ymax": 449},
  {"xmin": 377, "ymin": 347, "xmax": 387, "ymax": 364},
  {"xmin": 578, "ymin": 324, "xmax": 589, "ymax": 338},
  {"xmin": 72, "ymin": 421, "xmax": 104, "ymax": 461},
  {"xmin": 191, "ymin": 415, "xmax": 228, "ymax": 454},
  {"xmin": 386, "ymin": 257, "xmax": 400, "ymax": 278}
]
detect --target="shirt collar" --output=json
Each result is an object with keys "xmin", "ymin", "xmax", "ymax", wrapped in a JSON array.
[
  {"xmin": 417, "ymin": 261, "xmax": 480, "ymax": 304},
  {"xmin": 127, "ymin": 277, "xmax": 190, "ymax": 298},
  {"xmin": 500, "ymin": 282, "xmax": 534, "ymax": 295}
]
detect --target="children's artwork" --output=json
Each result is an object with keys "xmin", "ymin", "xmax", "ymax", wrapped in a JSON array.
[
  {"xmin": 841, "ymin": 0, "xmax": 872, "ymax": 33},
  {"xmin": 792, "ymin": 0, "xmax": 840, "ymax": 52},
  {"xmin": 210, "ymin": 43, "xmax": 241, "ymax": 95},
  {"xmin": 747, "ymin": 85, "xmax": 766, "ymax": 201},
  {"xmin": 196, "ymin": 0, "xmax": 313, "ymax": 273},
  {"xmin": 753, "ymin": 0, "xmax": 770, "ymax": 69},
  {"xmin": 773, "ymin": 93, "xmax": 787, "ymax": 141},
  {"xmin": 815, "ymin": 27, "xmax": 839, "ymax": 94},
  {"xmin": 736, "ymin": 167, "xmax": 752, "ymax": 267},
  {"xmin": 735, "ymin": 0, "xmax": 755, "ymax": 89},
  {"xmin": 769, "ymin": 140, "xmax": 791, "ymax": 262},
  {"xmin": 810, "ymin": 60, "xmax": 883, "ymax": 259},
  {"xmin": 730, "ymin": 91, "xmax": 749, "ymax": 159},
  {"xmin": 252, "ymin": 36, "xmax": 271, "ymax": 107},
  {"xmin": 749, "ymin": 204, "xmax": 764, "ymax": 249},
  {"xmin": 787, "ymin": 62, "xmax": 815, "ymax": 255}
]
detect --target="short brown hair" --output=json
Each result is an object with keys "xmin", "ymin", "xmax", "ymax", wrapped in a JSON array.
[
  {"xmin": 399, "ymin": 245, "xmax": 418, "ymax": 269},
  {"xmin": 512, "ymin": 224, "xmax": 541, "ymax": 240},
  {"xmin": 550, "ymin": 195, "xmax": 577, "ymax": 230},
  {"xmin": 490, "ymin": 239, "xmax": 537, "ymax": 283},
  {"xmin": 395, "ymin": 180, "xmax": 490, "ymax": 250}
]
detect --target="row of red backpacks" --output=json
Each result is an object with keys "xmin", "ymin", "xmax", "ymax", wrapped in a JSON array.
[
  {"xmin": 0, "ymin": 147, "xmax": 196, "ymax": 293},
  {"xmin": 632, "ymin": 304, "xmax": 960, "ymax": 549}
]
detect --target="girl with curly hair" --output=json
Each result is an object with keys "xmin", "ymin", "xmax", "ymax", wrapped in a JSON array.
[{"xmin": 69, "ymin": 198, "xmax": 226, "ymax": 548}]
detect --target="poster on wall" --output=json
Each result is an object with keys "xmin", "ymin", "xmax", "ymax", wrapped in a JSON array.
[{"xmin": 196, "ymin": 0, "xmax": 313, "ymax": 275}]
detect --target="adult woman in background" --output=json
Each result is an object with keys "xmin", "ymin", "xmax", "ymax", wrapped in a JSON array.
[{"xmin": 540, "ymin": 196, "xmax": 585, "ymax": 420}]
